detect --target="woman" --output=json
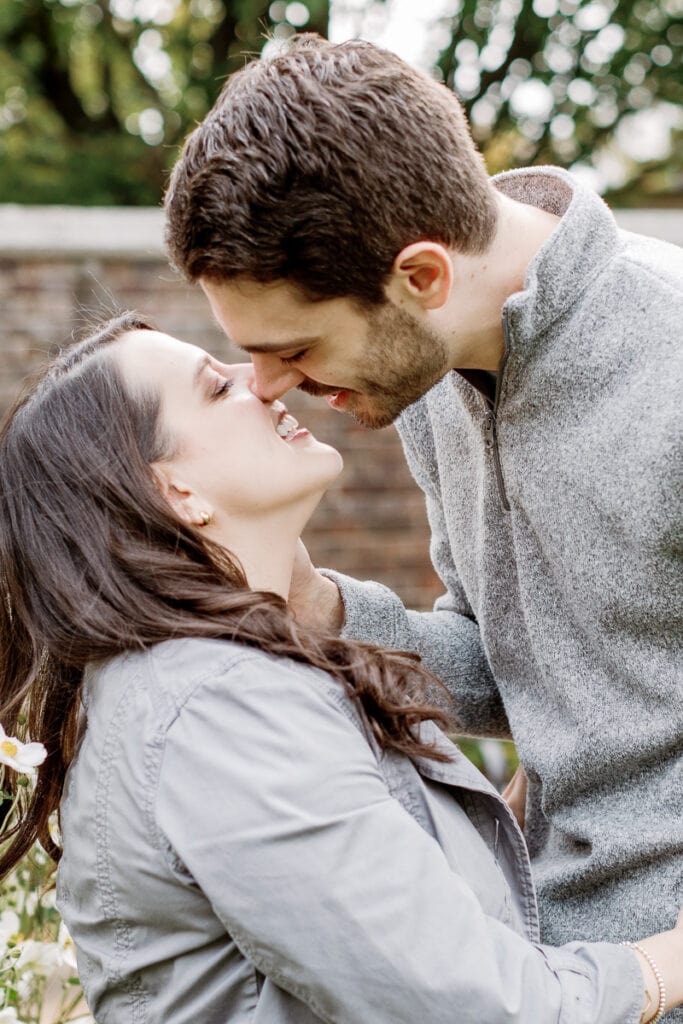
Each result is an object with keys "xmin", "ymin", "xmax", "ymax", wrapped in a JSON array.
[{"xmin": 0, "ymin": 312, "xmax": 680, "ymax": 1024}]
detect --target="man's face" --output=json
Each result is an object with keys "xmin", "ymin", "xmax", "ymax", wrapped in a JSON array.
[{"xmin": 200, "ymin": 277, "xmax": 450, "ymax": 429}]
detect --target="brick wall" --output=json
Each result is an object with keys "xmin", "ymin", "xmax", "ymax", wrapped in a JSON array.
[
  {"xmin": 1, "ymin": 206, "xmax": 680, "ymax": 612},
  {"xmin": 0, "ymin": 212, "xmax": 444, "ymax": 609}
]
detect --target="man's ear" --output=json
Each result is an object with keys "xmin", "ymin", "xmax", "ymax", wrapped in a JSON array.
[
  {"xmin": 385, "ymin": 242, "xmax": 453, "ymax": 310},
  {"xmin": 151, "ymin": 463, "xmax": 212, "ymax": 528}
]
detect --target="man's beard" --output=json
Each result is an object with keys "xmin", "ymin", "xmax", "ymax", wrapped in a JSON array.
[{"xmin": 299, "ymin": 303, "xmax": 449, "ymax": 429}]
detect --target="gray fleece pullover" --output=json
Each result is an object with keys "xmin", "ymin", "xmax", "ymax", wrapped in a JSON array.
[{"xmin": 325, "ymin": 167, "xmax": 683, "ymax": 981}]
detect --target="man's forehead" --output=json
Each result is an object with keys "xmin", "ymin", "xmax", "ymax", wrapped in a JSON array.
[
  {"xmin": 201, "ymin": 279, "xmax": 320, "ymax": 345},
  {"xmin": 201, "ymin": 274, "xmax": 307, "ymax": 313}
]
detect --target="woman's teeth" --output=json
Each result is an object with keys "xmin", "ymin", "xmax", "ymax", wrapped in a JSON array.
[{"xmin": 276, "ymin": 414, "xmax": 301, "ymax": 440}]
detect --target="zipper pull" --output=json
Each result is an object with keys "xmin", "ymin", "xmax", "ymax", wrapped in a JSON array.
[
  {"xmin": 483, "ymin": 411, "xmax": 495, "ymax": 448},
  {"xmin": 483, "ymin": 410, "xmax": 511, "ymax": 512}
]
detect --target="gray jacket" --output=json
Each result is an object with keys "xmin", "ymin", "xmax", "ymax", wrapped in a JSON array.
[
  {"xmin": 57, "ymin": 638, "xmax": 643, "ymax": 1023},
  {"xmin": 323, "ymin": 167, "xmax": 683, "ymax": 959}
]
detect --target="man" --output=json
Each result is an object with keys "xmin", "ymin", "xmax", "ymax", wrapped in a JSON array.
[{"xmin": 164, "ymin": 34, "xmax": 682, "ymax": 964}]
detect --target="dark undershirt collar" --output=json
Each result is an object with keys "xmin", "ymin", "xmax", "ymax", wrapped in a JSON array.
[{"xmin": 455, "ymin": 368, "xmax": 498, "ymax": 405}]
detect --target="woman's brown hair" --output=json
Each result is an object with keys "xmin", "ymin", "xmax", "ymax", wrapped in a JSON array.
[{"xmin": 0, "ymin": 312, "xmax": 450, "ymax": 879}]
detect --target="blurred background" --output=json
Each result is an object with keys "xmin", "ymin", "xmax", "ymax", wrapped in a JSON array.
[
  {"xmin": 0, "ymin": 0, "xmax": 680, "ymax": 204},
  {"xmin": 0, "ymin": 0, "xmax": 681, "ymax": 780}
]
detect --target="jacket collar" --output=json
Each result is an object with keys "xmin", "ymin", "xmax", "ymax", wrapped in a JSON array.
[
  {"xmin": 494, "ymin": 166, "xmax": 621, "ymax": 346},
  {"xmin": 414, "ymin": 721, "xmax": 503, "ymax": 798}
]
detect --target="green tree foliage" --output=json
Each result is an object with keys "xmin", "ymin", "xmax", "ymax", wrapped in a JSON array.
[
  {"xmin": 0, "ymin": 0, "xmax": 329, "ymax": 204},
  {"xmin": 0, "ymin": 0, "xmax": 679, "ymax": 205},
  {"xmin": 434, "ymin": 0, "xmax": 682, "ymax": 203}
]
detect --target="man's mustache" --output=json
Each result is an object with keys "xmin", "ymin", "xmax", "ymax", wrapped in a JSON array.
[
  {"xmin": 298, "ymin": 378, "xmax": 387, "ymax": 400},
  {"xmin": 297, "ymin": 379, "xmax": 342, "ymax": 398}
]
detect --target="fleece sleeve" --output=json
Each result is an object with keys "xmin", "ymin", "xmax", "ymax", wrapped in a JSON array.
[{"xmin": 321, "ymin": 409, "xmax": 509, "ymax": 738}]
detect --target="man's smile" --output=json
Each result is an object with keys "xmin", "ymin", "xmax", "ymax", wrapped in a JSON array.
[{"xmin": 297, "ymin": 378, "xmax": 352, "ymax": 399}]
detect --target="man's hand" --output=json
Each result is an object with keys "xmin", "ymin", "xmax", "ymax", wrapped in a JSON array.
[{"xmin": 288, "ymin": 540, "xmax": 345, "ymax": 633}]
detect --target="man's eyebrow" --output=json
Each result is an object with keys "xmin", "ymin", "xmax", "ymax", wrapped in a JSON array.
[
  {"xmin": 192, "ymin": 354, "xmax": 211, "ymax": 387},
  {"xmin": 238, "ymin": 336, "xmax": 320, "ymax": 354}
]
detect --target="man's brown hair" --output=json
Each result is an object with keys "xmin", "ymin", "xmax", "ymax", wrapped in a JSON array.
[{"xmin": 165, "ymin": 34, "xmax": 498, "ymax": 305}]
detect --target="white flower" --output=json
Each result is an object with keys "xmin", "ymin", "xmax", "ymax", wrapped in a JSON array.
[
  {"xmin": 0, "ymin": 1008, "xmax": 25, "ymax": 1023},
  {"xmin": 57, "ymin": 921, "xmax": 78, "ymax": 974},
  {"xmin": 0, "ymin": 724, "xmax": 47, "ymax": 776},
  {"xmin": 14, "ymin": 939, "xmax": 62, "ymax": 977},
  {"xmin": 14, "ymin": 972, "xmax": 33, "ymax": 1004},
  {"xmin": 0, "ymin": 910, "xmax": 20, "ymax": 959}
]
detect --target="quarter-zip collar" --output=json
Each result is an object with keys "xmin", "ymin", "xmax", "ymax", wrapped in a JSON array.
[
  {"xmin": 454, "ymin": 167, "xmax": 620, "ymax": 514},
  {"xmin": 494, "ymin": 166, "xmax": 622, "ymax": 348},
  {"xmin": 448, "ymin": 168, "xmax": 619, "ymax": 514}
]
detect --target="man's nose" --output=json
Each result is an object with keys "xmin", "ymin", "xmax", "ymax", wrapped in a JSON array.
[{"xmin": 250, "ymin": 353, "xmax": 305, "ymax": 403}]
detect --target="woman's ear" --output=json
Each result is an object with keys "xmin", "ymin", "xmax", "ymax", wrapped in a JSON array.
[
  {"xmin": 385, "ymin": 242, "xmax": 453, "ymax": 310},
  {"xmin": 151, "ymin": 463, "xmax": 213, "ymax": 528}
]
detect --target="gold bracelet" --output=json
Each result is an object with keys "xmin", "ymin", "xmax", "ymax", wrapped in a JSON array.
[{"xmin": 622, "ymin": 942, "xmax": 667, "ymax": 1024}]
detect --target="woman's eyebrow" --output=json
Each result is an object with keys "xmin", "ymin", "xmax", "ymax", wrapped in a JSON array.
[{"xmin": 192, "ymin": 354, "xmax": 212, "ymax": 387}]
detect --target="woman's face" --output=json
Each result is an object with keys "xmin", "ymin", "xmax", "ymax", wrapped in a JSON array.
[{"xmin": 115, "ymin": 329, "xmax": 342, "ymax": 524}]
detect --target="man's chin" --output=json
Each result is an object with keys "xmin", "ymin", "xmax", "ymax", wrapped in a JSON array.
[
  {"xmin": 298, "ymin": 381, "xmax": 411, "ymax": 429},
  {"xmin": 346, "ymin": 396, "xmax": 404, "ymax": 430}
]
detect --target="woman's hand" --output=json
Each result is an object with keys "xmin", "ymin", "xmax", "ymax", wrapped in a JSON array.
[
  {"xmin": 628, "ymin": 908, "xmax": 683, "ymax": 1022},
  {"xmin": 502, "ymin": 763, "xmax": 527, "ymax": 831},
  {"xmin": 288, "ymin": 540, "xmax": 344, "ymax": 632}
]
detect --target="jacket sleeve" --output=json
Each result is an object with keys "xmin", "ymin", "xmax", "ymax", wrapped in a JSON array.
[
  {"xmin": 154, "ymin": 656, "xmax": 642, "ymax": 1024},
  {"xmin": 321, "ymin": 409, "xmax": 509, "ymax": 739}
]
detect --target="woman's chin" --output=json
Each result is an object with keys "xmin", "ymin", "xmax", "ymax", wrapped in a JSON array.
[
  {"xmin": 328, "ymin": 447, "xmax": 344, "ymax": 478},
  {"xmin": 322, "ymin": 451, "xmax": 344, "ymax": 490},
  {"xmin": 304, "ymin": 438, "xmax": 343, "ymax": 482},
  {"xmin": 301, "ymin": 451, "xmax": 344, "ymax": 515}
]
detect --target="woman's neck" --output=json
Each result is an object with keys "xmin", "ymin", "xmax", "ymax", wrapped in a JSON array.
[
  {"xmin": 237, "ymin": 538, "xmax": 297, "ymax": 599},
  {"xmin": 206, "ymin": 509, "xmax": 308, "ymax": 600}
]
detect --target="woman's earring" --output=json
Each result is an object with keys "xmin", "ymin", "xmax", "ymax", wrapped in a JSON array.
[{"xmin": 198, "ymin": 511, "xmax": 212, "ymax": 527}]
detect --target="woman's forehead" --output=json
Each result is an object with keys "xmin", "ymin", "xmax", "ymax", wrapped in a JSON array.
[{"xmin": 115, "ymin": 329, "xmax": 205, "ymax": 383}]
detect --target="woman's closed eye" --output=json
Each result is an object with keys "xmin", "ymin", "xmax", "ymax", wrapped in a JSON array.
[{"xmin": 209, "ymin": 374, "xmax": 234, "ymax": 400}]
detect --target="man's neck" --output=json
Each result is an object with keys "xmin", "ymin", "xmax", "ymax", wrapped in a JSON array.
[{"xmin": 434, "ymin": 192, "xmax": 562, "ymax": 372}]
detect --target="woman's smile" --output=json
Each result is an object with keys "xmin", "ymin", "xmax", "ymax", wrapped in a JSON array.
[{"xmin": 272, "ymin": 403, "xmax": 310, "ymax": 443}]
